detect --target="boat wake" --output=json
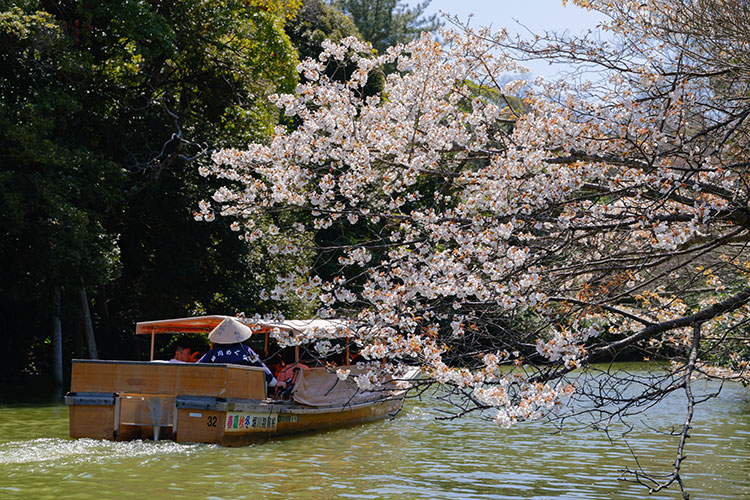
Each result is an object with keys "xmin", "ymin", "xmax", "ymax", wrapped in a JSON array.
[{"xmin": 0, "ymin": 438, "xmax": 206, "ymax": 469}]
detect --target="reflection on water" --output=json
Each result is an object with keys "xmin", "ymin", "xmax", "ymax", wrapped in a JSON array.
[{"xmin": 0, "ymin": 367, "xmax": 749, "ymax": 500}]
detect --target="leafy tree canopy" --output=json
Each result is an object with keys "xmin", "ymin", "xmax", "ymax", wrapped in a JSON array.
[
  {"xmin": 330, "ymin": 0, "xmax": 441, "ymax": 53},
  {"xmin": 0, "ymin": 0, "xmax": 305, "ymax": 374},
  {"xmin": 287, "ymin": 0, "xmax": 362, "ymax": 61}
]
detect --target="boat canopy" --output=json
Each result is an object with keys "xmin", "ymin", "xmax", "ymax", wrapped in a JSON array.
[
  {"xmin": 136, "ymin": 315, "xmax": 349, "ymax": 337},
  {"xmin": 136, "ymin": 315, "xmax": 230, "ymax": 335},
  {"xmin": 136, "ymin": 315, "xmax": 351, "ymax": 362}
]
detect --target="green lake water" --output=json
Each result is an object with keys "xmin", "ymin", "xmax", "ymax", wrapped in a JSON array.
[{"xmin": 1, "ymin": 366, "xmax": 749, "ymax": 500}]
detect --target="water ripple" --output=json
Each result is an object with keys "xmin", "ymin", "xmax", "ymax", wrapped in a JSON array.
[{"xmin": 0, "ymin": 369, "xmax": 748, "ymax": 500}]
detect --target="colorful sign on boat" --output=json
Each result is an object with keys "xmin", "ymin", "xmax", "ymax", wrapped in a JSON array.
[{"xmin": 225, "ymin": 412, "xmax": 278, "ymax": 432}]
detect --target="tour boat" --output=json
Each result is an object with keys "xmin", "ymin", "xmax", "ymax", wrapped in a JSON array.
[{"xmin": 65, "ymin": 316, "xmax": 417, "ymax": 446}]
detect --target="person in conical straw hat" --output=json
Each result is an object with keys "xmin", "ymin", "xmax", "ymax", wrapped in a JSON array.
[{"xmin": 197, "ymin": 317, "xmax": 283, "ymax": 389}]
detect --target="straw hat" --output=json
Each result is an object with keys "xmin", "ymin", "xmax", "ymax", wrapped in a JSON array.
[{"xmin": 208, "ymin": 317, "xmax": 252, "ymax": 344}]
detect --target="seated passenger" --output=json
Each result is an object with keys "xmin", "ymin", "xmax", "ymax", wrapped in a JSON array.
[
  {"xmin": 275, "ymin": 359, "xmax": 311, "ymax": 386},
  {"xmin": 197, "ymin": 318, "xmax": 284, "ymax": 389},
  {"xmin": 169, "ymin": 345, "xmax": 198, "ymax": 363},
  {"xmin": 273, "ymin": 359, "xmax": 310, "ymax": 399}
]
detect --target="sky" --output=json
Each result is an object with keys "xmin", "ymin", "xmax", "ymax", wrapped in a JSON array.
[{"xmin": 412, "ymin": 0, "xmax": 607, "ymax": 78}]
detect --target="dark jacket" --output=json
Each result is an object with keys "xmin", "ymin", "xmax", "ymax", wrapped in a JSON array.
[{"xmin": 197, "ymin": 343, "xmax": 277, "ymax": 386}]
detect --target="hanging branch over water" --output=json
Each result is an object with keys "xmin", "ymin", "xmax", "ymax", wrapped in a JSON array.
[{"xmin": 199, "ymin": 0, "xmax": 750, "ymax": 495}]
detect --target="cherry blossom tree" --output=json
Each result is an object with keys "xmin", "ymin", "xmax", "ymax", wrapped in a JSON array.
[{"xmin": 200, "ymin": 1, "xmax": 749, "ymax": 496}]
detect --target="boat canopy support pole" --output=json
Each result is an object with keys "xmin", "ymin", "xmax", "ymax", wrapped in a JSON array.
[{"xmin": 150, "ymin": 332, "xmax": 155, "ymax": 361}]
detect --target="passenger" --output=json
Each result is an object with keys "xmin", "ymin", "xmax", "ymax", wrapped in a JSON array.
[
  {"xmin": 273, "ymin": 359, "xmax": 310, "ymax": 399},
  {"xmin": 197, "ymin": 318, "xmax": 284, "ymax": 390},
  {"xmin": 275, "ymin": 359, "xmax": 311, "ymax": 386},
  {"xmin": 169, "ymin": 345, "xmax": 193, "ymax": 363}
]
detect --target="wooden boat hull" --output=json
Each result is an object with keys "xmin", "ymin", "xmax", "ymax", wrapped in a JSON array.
[
  {"xmin": 175, "ymin": 397, "xmax": 403, "ymax": 447},
  {"xmin": 65, "ymin": 360, "xmax": 406, "ymax": 446}
]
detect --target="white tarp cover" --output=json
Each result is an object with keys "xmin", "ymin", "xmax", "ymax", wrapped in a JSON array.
[
  {"xmin": 265, "ymin": 319, "xmax": 349, "ymax": 337},
  {"xmin": 291, "ymin": 366, "xmax": 416, "ymax": 407}
]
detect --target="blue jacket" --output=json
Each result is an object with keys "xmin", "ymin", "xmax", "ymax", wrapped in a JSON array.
[{"xmin": 197, "ymin": 343, "xmax": 277, "ymax": 386}]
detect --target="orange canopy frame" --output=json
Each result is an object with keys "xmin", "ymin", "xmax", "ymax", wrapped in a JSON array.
[{"xmin": 135, "ymin": 315, "xmax": 231, "ymax": 336}]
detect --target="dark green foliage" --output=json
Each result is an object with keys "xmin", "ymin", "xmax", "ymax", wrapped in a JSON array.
[
  {"xmin": 0, "ymin": 5, "xmax": 121, "ymax": 376},
  {"xmin": 286, "ymin": 0, "xmax": 384, "ymax": 97},
  {"xmin": 287, "ymin": 0, "xmax": 361, "ymax": 61},
  {"xmin": 0, "ymin": 0, "xmax": 303, "ymax": 378},
  {"xmin": 331, "ymin": 0, "xmax": 441, "ymax": 54}
]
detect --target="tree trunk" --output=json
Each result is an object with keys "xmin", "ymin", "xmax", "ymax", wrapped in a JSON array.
[
  {"xmin": 79, "ymin": 285, "xmax": 98, "ymax": 359},
  {"xmin": 97, "ymin": 284, "xmax": 112, "ymax": 354},
  {"xmin": 52, "ymin": 288, "xmax": 63, "ymax": 387},
  {"xmin": 74, "ymin": 315, "xmax": 83, "ymax": 359}
]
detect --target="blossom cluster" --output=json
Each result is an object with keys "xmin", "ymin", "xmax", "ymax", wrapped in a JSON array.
[{"xmin": 202, "ymin": 12, "xmax": 750, "ymax": 426}]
